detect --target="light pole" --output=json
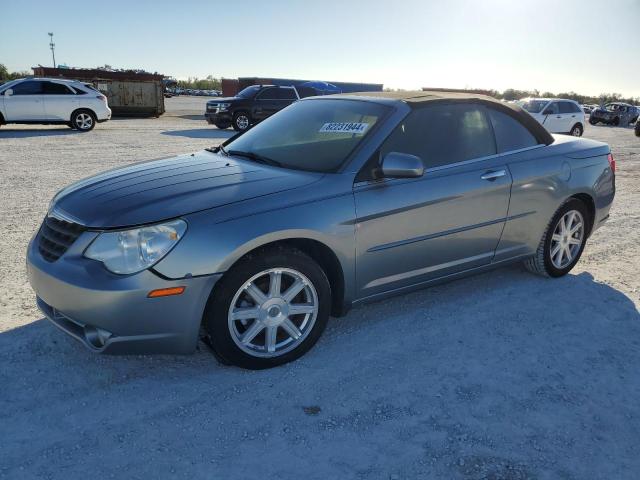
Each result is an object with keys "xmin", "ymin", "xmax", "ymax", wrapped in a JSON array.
[{"xmin": 48, "ymin": 32, "xmax": 56, "ymax": 68}]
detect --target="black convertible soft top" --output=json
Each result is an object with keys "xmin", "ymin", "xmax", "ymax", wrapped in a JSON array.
[{"xmin": 340, "ymin": 90, "xmax": 555, "ymax": 146}]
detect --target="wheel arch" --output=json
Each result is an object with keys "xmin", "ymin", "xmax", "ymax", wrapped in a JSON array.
[
  {"xmin": 569, "ymin": 192, "xmax": 596, "ymax": 236},
  {"xmin": 215, "ymin": 237, "xmax": 347, "ymax": 317},
  {"xmin": 69, "ymin": 107, "xmax": 97, "ymax": 122}
]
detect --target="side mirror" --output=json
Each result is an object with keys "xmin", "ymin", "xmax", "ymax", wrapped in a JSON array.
[
  {"xmin": 381, "ymin": 152, "xmax": 424, "ymax": 179},
  {"xmin": 542, "ymin": 108, "xmax": 552, "ymax": 115},
  {"xmin": 4, "ymin": 88, "xmax": 13, "ymax": 96}
]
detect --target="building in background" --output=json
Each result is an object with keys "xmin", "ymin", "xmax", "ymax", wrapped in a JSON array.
[
  {"xmin": 32, "ymin": 67, "xmax": 165, "ymax": 117},
  {"xmin": 222, "ymin": 77, "xmax": 383, "ymax": 97}
]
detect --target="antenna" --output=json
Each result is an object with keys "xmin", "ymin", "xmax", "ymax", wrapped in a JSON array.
[{"xmin": 48, "ymin": 32, "xmax": 56, "ymax": 68}]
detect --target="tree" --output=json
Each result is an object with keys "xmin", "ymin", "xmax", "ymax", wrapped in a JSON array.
[
  {"xmin": 0, "ymin": 63, "xmax": 8, "ymax": 81},
  {"xmin": 176, "ymin": 76, "xmax": 222, "ymax": 90}
]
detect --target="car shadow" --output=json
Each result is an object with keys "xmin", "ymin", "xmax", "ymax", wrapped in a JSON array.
[
  {"xmin": 175, "ymin": 114, "xmax": 206, "ymax": 121},
  {"xmin": 0, "ymin": 128, "xmax": 79, "ymax": 138},
  {"xmin": 2, "ymin": 268, "xmax": 639, "ymax": 477},
  {"xmin": 161, "ymin": 128, "xmax": 236, "ymax": 139}
]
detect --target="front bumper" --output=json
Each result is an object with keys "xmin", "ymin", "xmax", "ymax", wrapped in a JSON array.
[
  {"xmin": 590, "ymin": 112, "xmax": 614, "ymax": 123},
  {"xmin": 26, "ymin": 230, "xmax": 221, "ymax": 354},
  {"xmin": 204, "ymin": 111, "xmax": 232, "ymax": 125}
]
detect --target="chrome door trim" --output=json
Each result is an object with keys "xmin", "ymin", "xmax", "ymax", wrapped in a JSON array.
[{"xmin": 480, "ymin": 169, "xmax": 507, "ymax": 180}]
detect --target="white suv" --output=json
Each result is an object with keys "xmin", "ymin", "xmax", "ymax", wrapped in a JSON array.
[
  {"xmin": 0, "ymin": 78, "xmax": 111, "ymax": 132},
  {"xmin": 519, "ymin": 98, "xmax": 585, "ymax": 136}
]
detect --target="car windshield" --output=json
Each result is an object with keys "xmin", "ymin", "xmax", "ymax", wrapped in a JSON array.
[
  {"xmin": 222, "ymin": 99, "xmax": 390, "ymax": 173},
  {"xmin": 521, "ymin": 100, "xmax": 549, "ymax": 113},
  {"xmin": 236, "ymin": 85, "xmax": 261, "ymax": 98}
]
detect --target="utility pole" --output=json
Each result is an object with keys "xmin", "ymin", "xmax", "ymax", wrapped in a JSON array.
[{"xmin": 48, "ymin": 32, "xmax": 56, "ymax": 68}]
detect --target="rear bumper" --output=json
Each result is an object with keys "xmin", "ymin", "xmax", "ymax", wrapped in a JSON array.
[
  {"xmin": 27, "ymin": 231, "xmax": 221, "ymax": 354},
  {"xmin": 96, "ymin": 106, "xmax": 112, "ymax": 122}
]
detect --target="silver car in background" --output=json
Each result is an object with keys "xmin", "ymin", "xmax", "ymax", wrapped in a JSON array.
[{"xmin": 26, "ymin": 91, "xmax": 615, "ymax": 369}]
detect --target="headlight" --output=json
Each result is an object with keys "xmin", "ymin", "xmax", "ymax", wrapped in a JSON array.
[
  {"xmin": 217, "ymin": 103, "xmax": 231, "ymax": 111},
  {"xmin": 84, "ymin": 219, "xmax": 187, "ymax": 274}
]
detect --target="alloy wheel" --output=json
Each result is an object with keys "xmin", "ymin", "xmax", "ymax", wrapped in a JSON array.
[
  {"xmin": 549, "ymin": 210, "xmax": 584, "ymax": 269},
  {"xmin": 236, "ymin": 115, "xmax": 249, "ymax": 130},
  {"xmin": 227, "ymin": 268, "xmax": 319, "ymax": 358},
  {"xmin": 75, "ymin": 113, "xmax": 93, "ymax": 130}
]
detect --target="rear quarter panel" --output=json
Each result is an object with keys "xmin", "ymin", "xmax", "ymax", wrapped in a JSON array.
[{"xmin": 494, "ymin": 136, "xmax": 613, "ymax": 260}]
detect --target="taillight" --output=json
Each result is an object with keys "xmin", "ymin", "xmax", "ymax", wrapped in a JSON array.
[{"xmin": 608, "ymin": 153, "xmax": 616, "ymax": 173}]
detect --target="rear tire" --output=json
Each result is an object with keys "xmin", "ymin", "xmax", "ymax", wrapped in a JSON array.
[
  {"xmin": 589, "ymin": 117, "xmax": 598, "ymax": 125},
  {"xmin": 570, "ymin": 123, "xmax": 583, "ymax": 137},
  {"xmin": 613, "ymin": 116, "xmax": 620, "ymax": 126},
  {"xmin": 203, "ymin": 246, "xmax": 331, "ymax": 369},
  {"xmin": 524, "ymin": 198, "xmax": 590, "ymax": 278},
  {"xmin": 214, "ymin": 122, "xmax": 230, "ymax": 130},
  {"xmin": 71, "ymin": 109, "xmax": 96, "ymax": 132}
]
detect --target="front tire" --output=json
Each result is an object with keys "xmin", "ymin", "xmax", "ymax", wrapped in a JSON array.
[
  {"xmin": 232, "ymin": 111, "xmax": 251, "ymax": 132},
  {"xmin": 71, "ymin": 110, "xmax": 96, "ymax": 132},
  {"xmin": 214, "ymin": 122, "xmax": 230, "ymax": 130},
  {"xmin": 203, "ymin": 247, "xmax": 331, "ymax": 369},
  {"xmin": 524, "ymin": 199, "xmax": 589, "ymax": 278},
  {"xmin": 589, "ymin": 117, "xmax": 598, "ymax": 125},
  {"xmin": 570, "ymin": 123, "xmax": 583, "ymax": 137},
  {"xmin": 613, "ymin": 116, "xmax": 620, "ymax": 126}
]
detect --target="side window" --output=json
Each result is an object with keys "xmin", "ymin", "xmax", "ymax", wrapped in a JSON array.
[
  {"xmin": 559, "ymin": 101, "xmax": 576, "ymax": 114},
  {"xmin": 486, "ymin": 108, "xmax": 538, "ymax": 153},
  {"xmin": 43, "ymin": 82, "xmax": 73, "ymax": 95},
  {"xmin": 571, "ymin": 102, "xmax": 582, "ymax": 113},
  {"xmin": 256, "ymin": 88, "xmax": 278, "ymax": 100},
  {"xmin": 277, "ymin": 88, "xmax": 297, "ymax": 100},
  {"xmin": 11, "ymin": 81, "xmax": 43, "ymax": 95},
  {"xmin": 544, "ymin": 102, "xmax": 560, "ymax": 115},
  {"xmin": 380, "ymin": 103, "xmax": 497, "ymax": 169}
]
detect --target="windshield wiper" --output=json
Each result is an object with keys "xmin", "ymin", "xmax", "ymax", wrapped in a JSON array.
[
  {"xmin": 206, "ymin": 144, "xmax": 229, "ymax": 156},
  {"xmin": 228, "ymin": 150, "xmax": 282, "ymax": 168}
]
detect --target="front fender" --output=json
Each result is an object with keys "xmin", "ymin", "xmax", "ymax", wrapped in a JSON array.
[{"xmin": 153, "ymin": 189, "xmax": 357, "ymax": 301}]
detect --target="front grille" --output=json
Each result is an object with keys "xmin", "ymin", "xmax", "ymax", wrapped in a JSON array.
[{"xmin": 38, "ymin": 216, "xmax": 86, "ymax": 262}]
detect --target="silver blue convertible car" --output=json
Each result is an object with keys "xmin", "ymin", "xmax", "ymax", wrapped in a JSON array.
[{"xmin": 27, "ymin": 91, "xmax": 615, "ymax": 369}]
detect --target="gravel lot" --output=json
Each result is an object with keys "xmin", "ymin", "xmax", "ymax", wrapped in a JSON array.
[{"xmin": 1, "ymin": 97, "xmax": 639, "ymax": 479}]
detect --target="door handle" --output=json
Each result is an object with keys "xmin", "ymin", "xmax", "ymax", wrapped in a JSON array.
[
  {"xmin": 481, "ymin": 169, "xmax": 506, "ymax": 181},
  {"xmin": 556, "ymin": 115, "xmax": 561, "ymax": 118}
]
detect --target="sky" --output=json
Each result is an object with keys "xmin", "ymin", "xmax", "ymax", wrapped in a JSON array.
[{"xmin": 1, "ymin": 0, "xmax": 639, "ymax": 97}]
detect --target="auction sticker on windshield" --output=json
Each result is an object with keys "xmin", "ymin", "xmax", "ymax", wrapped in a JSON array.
[{"xmin": 319, "ymin": 122, "xmax": 369, "ymax": 134}]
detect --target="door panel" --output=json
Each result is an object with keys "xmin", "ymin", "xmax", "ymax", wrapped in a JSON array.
[
  {"xmin": 4, "ymin": 96, "xmax": 45, "ymax": 120},
  {"xmin": 541, "ymin": 102, "xmax": 563, "ymax": 132},
  {"xmin": 354, "ymin": 160, "xmax": 512, "ymax": 298},
  {"xmin": 4, "ymin": 80, "xmax": 45, "ymax": 120},
  {"xmin": 42, "ymin": 82, "xmax": 79, "ymax": 121}
]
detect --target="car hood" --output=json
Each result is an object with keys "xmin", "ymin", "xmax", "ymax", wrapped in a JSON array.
[
  {"xmin": 207, "ymin": 97, "xmax": 237, "ymax": 103},
  {"xmin": 51, "ymin": 151, "xmax": 323, "ymax": 228}
]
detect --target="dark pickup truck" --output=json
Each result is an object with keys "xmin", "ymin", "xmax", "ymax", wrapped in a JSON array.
[{"xmin": 205, "ymin": 85, "xmax": 301, "ymax": 131}]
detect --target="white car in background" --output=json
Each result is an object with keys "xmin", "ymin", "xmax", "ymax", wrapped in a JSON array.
[
  {"xmin": 0, "ymin": 78, "xmax": 111, "ymax": 132},
  {"xmin": 520, "ymin": 98, "xmax": 585, "ymax": 136}
]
